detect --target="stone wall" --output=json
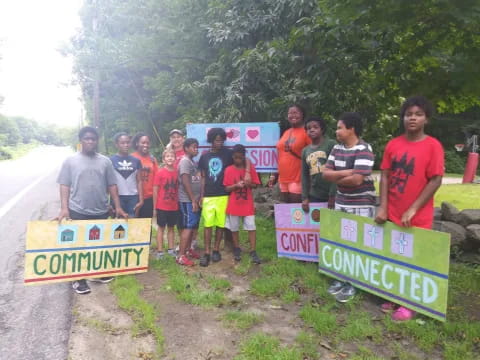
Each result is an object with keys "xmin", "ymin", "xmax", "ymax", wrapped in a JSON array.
[{"xmin": 434, "ymin": 202, "xmax": 480, "ymax": 253}]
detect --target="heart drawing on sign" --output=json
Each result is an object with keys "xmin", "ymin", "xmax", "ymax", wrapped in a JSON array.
[{"xmin": 247, "ymin": 129, "xmax": 259, "ymax": 139}]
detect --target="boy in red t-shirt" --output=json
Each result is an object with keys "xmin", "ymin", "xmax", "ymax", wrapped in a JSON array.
[
  {"xmin": 153, "ymin": 149, "xmax": 179, "ymax": 259},
  {"xmin": 223, "ymin": 144, "xmax": 262, "ymax": 264},
  {"xmin": 375, "ymin": 95, "xmax": 444, "ymax": 321}
]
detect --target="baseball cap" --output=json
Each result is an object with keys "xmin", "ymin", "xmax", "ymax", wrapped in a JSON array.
[{"xmin": 169, "ymin": 129, "xmax": 184, "ymax": 136}]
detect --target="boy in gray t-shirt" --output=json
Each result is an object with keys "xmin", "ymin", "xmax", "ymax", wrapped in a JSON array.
[
  {"xmin": 176, "ymin": 138, "xmax": 202, "ymax": 266},
  {"xmin": 56, "ymin": 126, "xmax": 127, "ymax": 294}
]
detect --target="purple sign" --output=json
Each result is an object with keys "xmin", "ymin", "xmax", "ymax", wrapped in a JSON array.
[{"xmin": 274, "ymin": 203, "xmax": 327, "ymax": 262}]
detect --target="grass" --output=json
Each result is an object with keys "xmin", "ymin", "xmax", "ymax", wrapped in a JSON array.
[
  {"xmin": 434, "ymin": 183, "xmax": 480, "ymax": 209},
  {"xmin": 299, "ymin": 304, "xmax": 337, "ymax": 336},
  {"xmin": 0, "ymin": 141, "xmax": 40, "ymax": 160},
  {"xmin": 234, "ymin": 333, "xmax": 303, "ymax": 360},
  {"xmin": 109, "ymin": 275, "xmax": 164, "ymax": 357},
  {"xmin": 295, "ymin": 331, "xmax": 320, "ymax": 360},
  {"xmin": 152, "ymin": 256, "xmax": 226, "ymax": 307},
  {"xmin": 221, "ymin": 310, "xmax": 264, "ymax": 330},
  {"xmin": 206, "ymin": 275, "xmax": 231, "ymax": 290},
  {"xmin": 139, "ymin": 210, "xmax": 480, "ymax": 359},
  {"xmin": 337, "ymin": 311, "xmax": 381, "ymax": 342}
]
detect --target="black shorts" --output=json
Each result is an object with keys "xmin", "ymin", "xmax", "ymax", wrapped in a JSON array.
[
  {"xmin": 138, "ymin": 197, "xmax": 154, "ymax": 218},
  {"xmin": 156, "ymin": 209, "xmax": 178, "ymax": 227}
]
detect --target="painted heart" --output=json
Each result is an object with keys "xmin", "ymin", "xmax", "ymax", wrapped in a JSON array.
[
  {"xmin": 247, "ymin": 129, "xmax": 259, "ymax": 139},
  {"xmin": 226, "ymin": 130, "xmax": 235, "ymax": 138}
]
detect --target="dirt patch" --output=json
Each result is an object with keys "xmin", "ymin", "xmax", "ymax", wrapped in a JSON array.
[
  {"xmin": 138, "ymin": 250, "xmax": 335, "ymax": 360},
  {"xmin": 68, "ymin": 281, "xmax": 156, "ymax": 360}
]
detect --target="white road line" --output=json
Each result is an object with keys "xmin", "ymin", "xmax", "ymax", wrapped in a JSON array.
[{"xmin": 0, "ymin": 172, "xmax": 52, "ymax": 220}]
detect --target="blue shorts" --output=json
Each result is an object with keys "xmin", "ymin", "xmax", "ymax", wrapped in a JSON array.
[{"xmin": 178, "ymin": 202, "xmax": 200, "ymax": 229}]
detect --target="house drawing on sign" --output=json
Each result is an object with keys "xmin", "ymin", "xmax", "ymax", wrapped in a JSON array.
[
  {"xmin": 89, "ymin": 225, "xmax": 101, "ymax": 240},
  {"xmin": 60, "ymin": 229, "xmax": 74, "ymax": 242},
  {"xmin": 114, "ymin": 225, "xmax": 126, "ymax": 239}
]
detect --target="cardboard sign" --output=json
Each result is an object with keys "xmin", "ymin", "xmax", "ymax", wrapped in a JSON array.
[
  {"xmin": 24, "ymin": 218, "xmax": 151, "ymax": 285},
  {"xmin": 274, "ymin": 203, "xmax": 328, "ymax": 262},
  {"xmin": 186, "ymin": 122, "xmax": 280, "ymax": 172},
  {"xmin": 318, "ymin": 209, "xmax": 450, "ymax": 321}
]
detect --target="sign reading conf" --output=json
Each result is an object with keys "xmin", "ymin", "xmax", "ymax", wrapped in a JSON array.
[
  {"xmin": 318, "ymin": 209, "xmax": 450, "ymax": 322},
  {"xmin": 24, "ymin": 218, "xmax": 151, "ymax": 285}
]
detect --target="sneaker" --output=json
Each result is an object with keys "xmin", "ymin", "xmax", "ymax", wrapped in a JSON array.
[
  {"xmin": 72, "ymin": 280, "xmax": 91, "ymax": 294},
  {"xmin": 186, "ymin": 248, "xmax": 201, "ymax": 259},
  {"xmin": 156, "ymin": 251, "xmax": 164, "ymax": 260},
  {"xmin": 233, "ymin": 247, "xmax": 242, "ymax": 261},
  {"xmin": 176, "ymin": 255, "xmax": 195, "ymax": 266},
  {"xmin": 212, "ymin": 250, "xmax": 222, "ymax": 263},
  {"xmin": 335, "ymin": 284, "xmax": 356, "ymax": 303},
  {"xmin": 88, "ymin": 277, "xmax": 114, "ymax": 284},
  {"xmin": 381, "ymin": 302, "xmax": 397, "ymax": 313},
  {"xmin": 392, "ymin": 306, "xmax": 415, "ymax": 321},
  {"xmin": 167, "ymin": 248, "xmax": 177, "ymax": 257},
  {"xmin": 250, "ymin": 251, "xmax": 261, "ymax": 264},
  {"xmin": 327, "ymin": 280, "xmax": 344, "ymax": 295},
  {"xmin": 199, "ymin": 254, "xmax": 210, "ymax": 267}
]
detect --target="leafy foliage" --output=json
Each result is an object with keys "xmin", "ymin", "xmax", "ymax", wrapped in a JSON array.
[{"xmin": 69, "ymin": 0, "xmax": 480, "ymax": 156}]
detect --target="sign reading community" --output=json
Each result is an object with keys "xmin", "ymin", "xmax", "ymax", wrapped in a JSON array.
[
  {"xmin": 186, "ymin": 122, "xmax": 280, "ymax": 172},
  {"xmin": 24, "ymin": 218, "xmax": 151, "ymax": 285},
  {"xmin": 318, "ymin": 209, "xmax": 450, "ymax": 321}
]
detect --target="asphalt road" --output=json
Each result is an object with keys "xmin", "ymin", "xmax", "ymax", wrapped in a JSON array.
[{"xmin": 0, "ymin": 146, "xmax": 73, "ymax": 360}]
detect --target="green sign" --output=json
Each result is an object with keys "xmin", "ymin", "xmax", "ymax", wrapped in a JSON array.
[{"xmin": 318, "ymin": 209, "xmax": 450, "ymax": 322}]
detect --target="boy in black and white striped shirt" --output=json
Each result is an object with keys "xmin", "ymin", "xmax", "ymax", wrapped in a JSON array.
[{"xmin": 323, "ymin": 112, "xmax": 376, "ymax": 302}]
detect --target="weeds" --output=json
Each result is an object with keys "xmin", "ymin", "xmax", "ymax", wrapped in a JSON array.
[
  {"xmin": 234, "ymin": 333, "xmax": 303, "ymax": 360},
  {"xmin": 299, "ymin": 304, "xmax": 337, "ymax": 336},
  {"xmin": 221, "ymin": 310, "xmax": 263, "ymax": 330},
  {"xmin": 109, "ymin": 275, "xmax": 164, "ymax": 357},
  {"xmin": 154, "ymin": 257, "xmax": 226, "ymax": 307}
]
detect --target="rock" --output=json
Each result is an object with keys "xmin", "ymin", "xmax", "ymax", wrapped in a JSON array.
[
  {"xmin": 256, "ymin": 203, "xmax": 273, "ymax": 217},
  {"xmin": 466, "ymin": 224, "xmax": 480, "ymax": 245},
  {"xmin": 457, "ymin": 209, "xmax": 480, "ymax": 227},
  {"xmin": 434, "ymin": 207, "xmax": 442, "ymax": 221},
  {"xmin": 434, "ymin": 221, "xmax": 466, "ymax": 247},
  {"xmin": 441, "ymin": 202, "xmax": 460, "ymax": 222},
  {"xmin": 254, "ymin": 194, "xmax": 268, "ymax": 203}
]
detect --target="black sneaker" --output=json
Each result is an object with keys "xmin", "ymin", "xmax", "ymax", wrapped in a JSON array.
[
  {"xmin": 199, "ymin": 254, "xmax": 210, "ymax": 267},
  {"xmin": 212, "ymin": 250, "xmax": 222, "ymax": 263},
  {"xmin": 72, "ymin": 279, "xmax": 91, "ymax": 294},
  {"xmin": 335, "ymin": 284, "xmax": 356, "ymax": 303},
  {"xmin": 89, "ymin": 277, "xmax": 114, "ymax": 284},
  {"xmin": 233, "ymin": 247, "xmax": 242, "ymax": 261},
  {"xmin": 250, "ymin": 251, "xmax": 261, "ymax": 264},
  {"xmin": 327, "ymin": 280, "xmax": 344, "ymax": 295}
]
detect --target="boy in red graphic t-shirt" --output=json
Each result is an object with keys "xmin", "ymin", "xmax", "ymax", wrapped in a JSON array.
[
  {"xmin": 223, "ymin": 144, "xmax": 262, "ymax": 264},
  {"xmin": 375, "ymin": 95, "xmax": 444, "ymax": 321},
  {"xmin": 153, "ymin": 149, "xmax": 179, "ymax": 259}
]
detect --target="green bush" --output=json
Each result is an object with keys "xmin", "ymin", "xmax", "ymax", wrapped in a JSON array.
[
  {"xmin": 0, "ymin": 147, "xmax": 12, "ymax": 160},
  {"xmin": 444, "ymin": 150, "xmax": 465, "ymax": 174}
]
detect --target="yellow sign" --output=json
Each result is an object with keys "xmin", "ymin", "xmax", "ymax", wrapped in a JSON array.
[{"xmin": 24, "ymin": 218, "xmax": 151, "ymax": 285}]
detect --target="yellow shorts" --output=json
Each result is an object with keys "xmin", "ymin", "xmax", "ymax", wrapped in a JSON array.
[{"xmin": 202, "ymin": 196, "xmax": 228, "ymax": 228}]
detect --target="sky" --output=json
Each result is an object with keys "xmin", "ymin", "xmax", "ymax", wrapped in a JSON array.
[{"xmin": 0, "ymin": 0, "xmax": 83, "ymax": 127}]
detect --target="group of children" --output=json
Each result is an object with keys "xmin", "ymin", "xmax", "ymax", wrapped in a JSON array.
[
  {"xmin": 109, "ymin": 128, "xmax": 262, "ymax": 268},
  {"xmin": 299, "ymin": 95, "xmax": 444, "ymax": 321},
  {"xmin": 110, "ymin": 95, "xmax": 443, "ymax": 321}
]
